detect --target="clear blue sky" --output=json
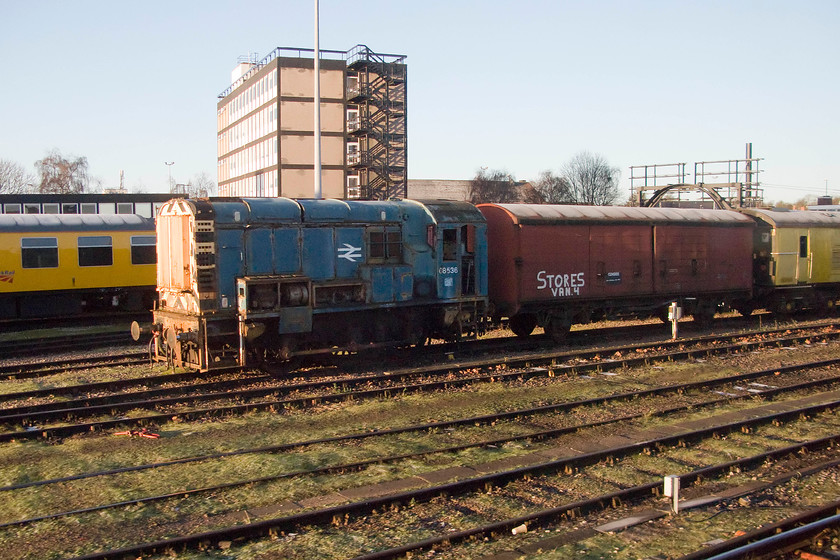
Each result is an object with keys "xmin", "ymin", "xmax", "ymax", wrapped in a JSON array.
[{"xmin": 1, "ymin": 0, "xmax": 837, "ymax": 203}]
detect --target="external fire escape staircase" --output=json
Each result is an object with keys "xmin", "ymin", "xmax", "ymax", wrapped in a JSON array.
[{"xmin": 346, "ymin": 45, "xmax": 407, "ymax": 200}]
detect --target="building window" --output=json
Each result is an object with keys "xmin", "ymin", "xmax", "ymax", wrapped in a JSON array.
[
  {"xmin": 134, "ymin": 202, "xmax": 153, "ymax": 218},
  {"xmin": 61, "ymin": 203, "xmax": 79, "ymax": 214},
  {"xmin": 3, "ymin": 204, "xmax": 21, "ymax": 214},
  {"xmin": 21, "ymin": 237, "xmax": 58, "ymax": 268},
  {"xmin": 130, "ymin": 235, "xmax": 156, "ymax": 265},
  {"xmin": 43, "ymin": 203, "xmax": 60, "ymax": 214},
  {"xmin": 24, "ymin": 203, "xmax": 40, "ymax": 214},
  {"xmin": 78, "ymin": 236, "xmax": 113, "ymax": 267},
  {"xmin": 117, "ymin": 203, "xmax": 134, "ymax": 214},
  {"xmin": 80, "ymin": 203, "xmax": 97, "ymax": 214},
  {"xmin": 368, "ymin": 227, "xmax": 402, "ymax": 263}
]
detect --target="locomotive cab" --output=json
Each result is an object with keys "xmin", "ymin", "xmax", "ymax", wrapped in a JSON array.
[{"xmin": 421, "ymin": 201, "xmax": 489, "ymax": 339}]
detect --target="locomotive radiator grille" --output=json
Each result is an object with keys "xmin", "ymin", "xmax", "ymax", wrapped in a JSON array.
[{"xmin": 194, "ymin": 220, "xmax": 217, "ymax": 295}]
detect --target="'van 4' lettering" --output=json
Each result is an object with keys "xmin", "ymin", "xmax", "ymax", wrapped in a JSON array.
[{"xmin": 537, "ymin": 270, "xmax": 584, "ymax": 297}]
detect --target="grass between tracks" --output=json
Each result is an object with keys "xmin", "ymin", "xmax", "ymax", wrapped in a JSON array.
[
  {"xmin": 0, "ymin": 363, "xmax": 173, "ymax": 396},
  {"xmin": 1, "ymin": 342, "xmax": 840, "ymax": 558}
]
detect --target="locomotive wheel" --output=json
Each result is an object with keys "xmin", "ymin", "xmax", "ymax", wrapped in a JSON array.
[
  {"xmin": 405, "ymin": 323, "xmax": 426, "ymax": 346},
  {"xmin": 546, "ymin": 317, "xmax": 571, "ymax": 342},
  {"xmin": 509, "ymin": 314, "xmax": 537, "ymax": 338},
  {"xmin": 693, "ymin": 306, "xmax": 716, "ymax": 328},
  {"xmin": 733, "ymin": 303, "xmax": 754, "ymax": 317},
  {"xmin": 444, "ymin": 318, "xmax": 463, "ymax": 342}
]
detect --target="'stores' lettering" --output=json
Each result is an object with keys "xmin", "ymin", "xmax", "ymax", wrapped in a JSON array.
[{"xmin": 536, "ymin": 270, "xmax": 585, "ymax": 296}]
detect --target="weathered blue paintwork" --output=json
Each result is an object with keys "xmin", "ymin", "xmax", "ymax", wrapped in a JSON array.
[{"xmin": 198, "ymin": 197, "xmax": 488, "ymax": 323}]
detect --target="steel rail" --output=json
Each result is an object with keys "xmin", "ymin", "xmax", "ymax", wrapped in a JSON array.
[
  {"xmin": 64, "ymin": 399, "xmax": 840, "ymax": 560},
  {"xmin": 0, "ymin": 326, "xmax": 840, "ymax": 441},
  {"xmin": 3, "ymin": 362, "xmax": 840, "ymax": 529},
  {"xmin": 1, "ymin": 326, "xmax": 836, "ymax": 440},
  {"xmin": 1, "ymin": 320, "xmax": 834, "ymax": 401},
  {"xmin": 0, "ymin": 353, "xmax": 148, "ymax": 381},
  {"xmin": 2, "ymin": 329, "xmax": 840, "ymax": 441},
  {"xmin": 0, "ymin": 366, "xmax": 243, "ymax": 401},
  {"xmin": 0, "ymin": 332, "xmax": 137, "ymax": 359},
  {"xmin": 351, "ymin": 460, "xmax": 840, "ymax": 560},
  {"xmin": 676, "ymin": 503, "xmax": 840, "ymax": 560},
  {"xmin": 4, "ymin": 357, "xmax": 836, "ymax": 493}
]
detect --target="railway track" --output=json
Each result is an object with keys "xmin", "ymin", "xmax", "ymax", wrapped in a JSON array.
[
  {"xmin": 51, "ymin": 381, "xmax": 840, "ymax": 559},
  {"xmin": 2, "ymin": 322, "xmax": 839, "ymax": 441},
  {"xmin": 1, "ymin": 356, "xmax": 838, "ymax": 529},
  {"xmin": 675, "ymin": 502, "xmax": 840, "ymax": 560},
  {"xmin": 0, "ymin": 331, "xmax": 141, "ymax": 361},
  {"xmin": 0, "ymin": 352, "xmax": 149, "ymax": 380},
  {"xmin": 2, "ymin": 320, "xmax": 840, "ymax": 558}
]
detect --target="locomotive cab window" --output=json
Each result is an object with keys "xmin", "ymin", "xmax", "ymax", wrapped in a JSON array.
[
  {"xmin": 78, "ymin": 236, "xmax": 113, "ymax": 267},
  {"xmin": 442, "ymin": 229, "xmax": 458, "ymax": 261},
  {"xmin": 21, "ymin": 237, "xmax": 58, "ymax": 268},
  {"xmin": 367, "ymin": 226, "xmax": 402, "ymax": 263},
  {"xmin": 130, "ymin": 235, "xmax": 157, "ymax": 265},
  {"xmin": 462, "ymin": 224, "xmax": 476, "ymax": 254}
]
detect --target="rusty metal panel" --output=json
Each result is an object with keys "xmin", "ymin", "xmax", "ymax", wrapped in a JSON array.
[
  {"xmin": 515, "ymin": 221, "xmax": 590, "ymax": 305},
  {"xmin": 480, "ymin": 203, "xmax": 755, "ymax": 318},
  {"xmin": 588, "ymin": 225, "xmax": 654, "ymax": 298},
  {"xmin": 156, "ymin": 200, "xmax": 193, "ymax": 292},
  {"xmin": 653, "ymin": 224, "xmax": 753, "ymax": 296},
  {"xmin": 479, "ymin": 204, "xmax": 521, "ymax": 316},
  {"xmin": 491, "ymin": 203, "xmax": 755, "ymax": 226}
]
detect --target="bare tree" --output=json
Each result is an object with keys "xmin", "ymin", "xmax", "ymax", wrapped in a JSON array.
[
  {"xmin": 562, "ymin": 151, "xmax": 621, "ymax": 206},
  {"xmin": 0, "ymin": 159, "xmax": 35, "ymax": 193},
  {"xmin": 533, "ymin": 170, "xmax": 573, "ymax": 204},
  {"xmin": 172, "ymin": 172, "xmax": 216, "ymax": 198},
  {"xmin": 190, "ymin": 172, "xmax": 216, "ymax": 197},
  {"xmin": 520, "ymin": 182, "xmax": 545, "ymax": 204},
  {"xmin": 35, "ymin": 149, "xmax": 89, "ymax": 194},
  {"xmin": 469, "ymin": 168, "xmax": 520, "ymax": 204}
]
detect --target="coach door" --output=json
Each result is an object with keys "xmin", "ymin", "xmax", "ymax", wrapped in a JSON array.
[
  {"xmin": 437, "ymin": 225, "xmax": 478, "ymax": 299},
  {"xmin": 797, "ymin": 232, "xmax": 810, "ymax": 283}
]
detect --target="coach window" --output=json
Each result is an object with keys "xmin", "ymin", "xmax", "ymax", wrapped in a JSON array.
[
  {"xmin": 368, "ymin": 226, "xmax": 402, "ymax": 263},
  {"xmin": 21, "ymin": 238, "xmax": 58, "ymax": 268},
  {"xmin": 78, "ymin": 236, "xmax": 113, "ymax": 267},
  {"xmin": 130, "ymin": 236, "xmax": 157, "ymax": 265},
  {"xmin": 799, "ymin": 236, "xmax": 808, "ymax": 258}
]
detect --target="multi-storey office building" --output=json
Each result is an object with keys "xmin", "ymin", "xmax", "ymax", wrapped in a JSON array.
[{"xmin": 217, "ymin": 45, "xmax": 406, "ymax": 200}]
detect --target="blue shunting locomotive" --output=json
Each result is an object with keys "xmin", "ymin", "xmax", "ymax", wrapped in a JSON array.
[{"xmin": 151, "ymin": 197, "xmax": 488, "ymax": 370}]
